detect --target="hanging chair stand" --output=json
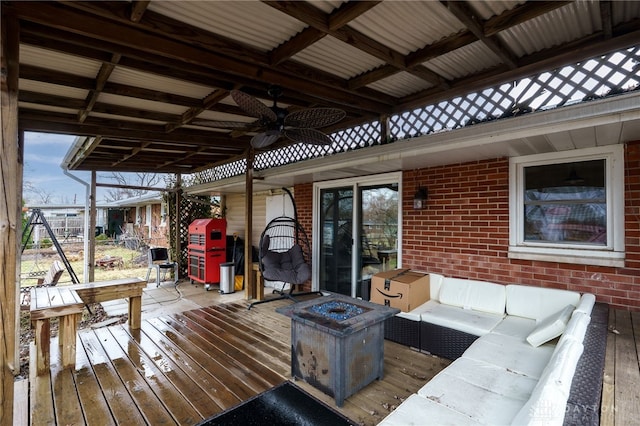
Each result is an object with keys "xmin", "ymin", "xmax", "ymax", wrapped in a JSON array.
[{"xmin": 248, "ymin": 188, "xmax": 321, "ymax": 309}]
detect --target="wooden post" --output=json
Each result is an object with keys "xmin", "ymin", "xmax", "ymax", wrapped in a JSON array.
[
  {"xmin": 89, "ymin": 171, "xmax": 97, "ymax": 282},
  {"xmin": 244, "ymin": 149, "xmax": 255, "ymax": 300},
  {"xmin": 1, "ymin": 12, "xmax": 20, "ymax": 424},
  {"xmin": 175, "ymin": 174, "xmax": 181, "ymax": 278}
]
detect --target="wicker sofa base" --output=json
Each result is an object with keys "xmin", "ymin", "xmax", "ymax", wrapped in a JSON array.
[
  {"xmin": 563, "ymin": 302, "xmax": 609, "ymax": 426},
  {"xmin": 384, "ymin": 316, "xmax": 420, "ymax": 349},
  {"xmin": 419, "ymin": 321, "xmax": 479, "ymax": 360}
]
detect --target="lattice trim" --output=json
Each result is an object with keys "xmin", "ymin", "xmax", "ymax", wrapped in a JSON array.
[{"xmin": 193, "ymin": 46, "xmax": 640, "ymax": 184}]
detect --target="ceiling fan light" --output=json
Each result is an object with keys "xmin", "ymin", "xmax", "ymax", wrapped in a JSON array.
[{"xmin": 251, "ymin": 131, "xmax": 281, "ymax": 149}]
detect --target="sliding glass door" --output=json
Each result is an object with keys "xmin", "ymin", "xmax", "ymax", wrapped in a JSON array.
[{"xmin": 315, "ymin": 174, "xmax": 401, "ymax": 298}]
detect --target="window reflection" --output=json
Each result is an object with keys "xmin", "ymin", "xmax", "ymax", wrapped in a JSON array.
[{"xmin": 524, "ymin": 160, "xmax": 606, "ymax": 244}]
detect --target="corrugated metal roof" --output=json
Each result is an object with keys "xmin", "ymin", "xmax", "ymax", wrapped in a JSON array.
[
  {"xmin": 468, "ymin": 0, "xmax": 526, "ymax": 20},
  {"xmin": 20, "ymin": 45, "xmax": 101, "ymax": 77},
  {"xmin": 613, "ymin": 0, "xmax": 640, "ymax": 24},
  {"xmin": 348, "ymin": 1, "xmax": 464, "ymax": 54},
  {"xmin": 19, "ymin": 102, "xmax": 78, "ymax": 116},
  {"xmin": 19, "ymin": 79, "xmax": 88, "ymax": 100},
  {"xmin": 88, "ymin": 111, "xmax": 162, "ymax": 125},
  {"xmin": 148, "ymin": 1, "xmax": 305, "ymax": 51},
  {"xmin": 367, "ymin": 72, "xmax": 433, "ymax": 98},
  {"xmin": 293, "ymin": 36, "xmax": 384, "ymax": 79},
  {"xmin": 108, "ymin": 66, "xmax": 215, "ymax": 98},
  {"xmin": 97, "ymin": 93, "xmax": 189, "ymax": 115},
  {"xmin": 499, "ymin": 2, "xmax": 600, "ymax": 57},
  {"xmin": 424, "ymin": 41, "xmax": 501, "ymax": 81}
]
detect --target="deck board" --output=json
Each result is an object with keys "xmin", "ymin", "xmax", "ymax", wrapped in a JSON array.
[
  {"xmin": 30, "ymin": 297, "xmax": 640, "ymax": 426},
  {"xmin": 138, "ymin": 320, "xmax": 239, "ymax": 412},
  {"xmin": 73, "ymin": 333, "xmax": 116, "ymax": 426},
  {"xmin": 612, "ymin": 310, "xmax": 640, "ymax": 425},
  {"xmin": 80, "ymin": 330, "xmax": 151, "ymax": 425},
  {"xmin": 106, "ymin": 326, "xmax": 202, "ymax": 424}
]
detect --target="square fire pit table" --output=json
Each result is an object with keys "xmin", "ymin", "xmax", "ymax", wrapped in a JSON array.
[{"xmin": 276, "ymin": 293, "xmax": 399, "ymax": 406}]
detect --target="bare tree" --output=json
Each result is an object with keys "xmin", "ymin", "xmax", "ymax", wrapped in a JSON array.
[
  {"xmin": 101, "ymin": 172, "xmax": 164, "ymax": 202},
  {"xmin": 24, "ymin": 181, "xmax": 55, "ymax": 204}
]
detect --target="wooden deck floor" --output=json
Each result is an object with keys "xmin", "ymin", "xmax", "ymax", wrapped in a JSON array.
[
  {"xmin": 19, "ymin": 297, "xmax": 640, "ymax": 425},
  {"xmin": 601, "ymin": 308, "xmax": 640, "ymax": 426},
  {"xmin": 27, "ymin": 296, "xmax": 450, "ymax": 425}
]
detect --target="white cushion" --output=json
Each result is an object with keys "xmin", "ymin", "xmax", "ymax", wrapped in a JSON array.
[
  {"xmin": 403, "ymin": 299, "xmax": 438, "ymax": 321},
  {"xmin": 506, "ymin": 285, "xmax": 580, "ymax": 320},
  {"xmin": 463, "ymin": 333, "xmax": 555, "ymax": 379},
  {"xmin": 439, "ymin": 278, "xmax": 506, "ymax": 315},
  {"xmin": 511, "ymin": 339, "xmax": 584, "ymax": 425},
  {"xmin": 378, "ymin": 394, "xmax": 477, "ymax": 426},
  {"xmin": 526, "ymin": 305, "xmax": 574, "ymax": 347},
  {"xmin": 573, "ymin": 293, "xmax": 596, "ymax": 316},
  {"xmin": 421, "ymin": 357, "xmax": 538, "ymax": 401},
  {"xmin": 545, "ymin": 339, "xmax": 584, "ymax": 395},
  {"xmin": 421, "ymin": 302, "xmax": 504, "ymax": 336},
  {"xmin": 510, "ymin": 374, "xmax": 567, "ymax": 426},
  {"xmin": 429, "ymin": 273, "xmax": 444, "ymax": 302},
  {"xmin": 417, "ymin": 367, "xmax": 527, "ymax": 425},
  {"xmin": 491, "ymin": 316, "xmax": 538, "ymax": 340},
  {"xmin": 558, "ymin": 312, "xmax": 590, "ymax": 346}
]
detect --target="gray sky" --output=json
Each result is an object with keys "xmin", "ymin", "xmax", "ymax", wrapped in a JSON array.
[{"xmin": 23, "ymin": 132, "xmax": 101, "ymax": 205}]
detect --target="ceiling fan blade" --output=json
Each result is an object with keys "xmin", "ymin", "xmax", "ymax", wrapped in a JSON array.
[
  {"xmin": 231, "ymin": 90, "xmax": 277, "ymax": 122},
  {"xmin": 285, "ymin": 128, "xmax": 333, "ymax": 146},
  {"xmin": 251, "ymin": 130, "xmax": 283, "ymax": 149},
  {"xmin": 190, "ymin": 119, "xmax": 256, "ymax": 129},
  {"xmin": 284, "ymin": 108, "xmax": 346, "ymax": 128}
]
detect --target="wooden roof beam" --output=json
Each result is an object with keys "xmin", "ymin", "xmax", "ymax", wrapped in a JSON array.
[{"xmin": 444, "ymin": 1, "xmax": 518, "ymax": 69}]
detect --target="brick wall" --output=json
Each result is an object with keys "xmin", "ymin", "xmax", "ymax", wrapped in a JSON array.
[
  {"xmin": 295, "ymin": 142, "xmax": 640, "ymax": 311},
  {"xmin": 292, "ymin": 183, "xmax": 313, "ymax": 292}
]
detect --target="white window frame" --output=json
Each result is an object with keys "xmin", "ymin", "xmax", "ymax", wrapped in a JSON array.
[
  {"xmin": 160, "ymin": 202, "xmax": 167, "ymax": 227},
  {"xmin": 508, "ymin": 145, "xmax": 624, "ymax": 267}
]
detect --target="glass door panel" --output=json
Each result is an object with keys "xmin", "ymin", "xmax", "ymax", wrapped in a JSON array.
[
  {"xmin": 357, "ymin": 184, "xmax": 399, "ymax": 298},
  {"xmin": 319, "ymin": 187, "xmax": 353, "ymax": 296},
  {"xmin": 319, "ymin": 182, "xmax": 399, "ymax": 298}
]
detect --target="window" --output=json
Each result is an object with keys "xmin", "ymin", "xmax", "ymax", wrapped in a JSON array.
[
  {"xmin": 509, "ymin": 145, "xmax": 624, "ymax": 267},
  {"xmin": 160, "ymin": 203, "xmax": 167, "ymax": 227}
]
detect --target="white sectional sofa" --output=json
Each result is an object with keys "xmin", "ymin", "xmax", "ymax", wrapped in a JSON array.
[{"xmin": 380, "ymin": 274, "xmax": 608, "ymax": 426}]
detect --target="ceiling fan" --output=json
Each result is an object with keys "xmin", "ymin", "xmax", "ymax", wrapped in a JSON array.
[{"xmin": 193, "ymin": 85, "xmax": 346, "ymax": 149}]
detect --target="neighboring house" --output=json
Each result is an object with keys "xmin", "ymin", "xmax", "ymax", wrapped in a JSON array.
[{"xmin": 108, "ymin": 193, "xmax": 169, "ymax": 248}]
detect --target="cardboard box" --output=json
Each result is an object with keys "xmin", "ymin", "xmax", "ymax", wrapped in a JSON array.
[{"xmin": 370, "ymin": 269, "xmax": 430, "ymax": 312}]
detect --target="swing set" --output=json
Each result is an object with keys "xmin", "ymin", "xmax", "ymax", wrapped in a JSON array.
[{"xmin": 21, "ymin": 208, "xmax": 80, "ymax": 286}]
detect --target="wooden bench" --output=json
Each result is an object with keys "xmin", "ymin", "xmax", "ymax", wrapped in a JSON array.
[
  {"xmin": 30, "ymin": 287, "xmax": 84, "ymax": 375},
  {"xmin": 68, "ymin": 277, "xmax": 148, "ymax": 329}
]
